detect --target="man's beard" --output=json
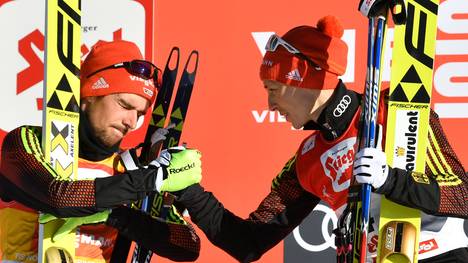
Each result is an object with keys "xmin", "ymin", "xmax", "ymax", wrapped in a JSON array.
[{"xmin": 79, "ymin": 111, "xmax": 121, "ymax": 161}]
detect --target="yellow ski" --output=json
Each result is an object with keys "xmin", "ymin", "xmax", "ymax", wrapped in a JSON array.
[
  {"xmin": 377, "ymin": 0, "xmax": 439, "ymax": 262},
  {"xmin": 39, "ymin": 0, "xmax": 81, "ymax": 262}
]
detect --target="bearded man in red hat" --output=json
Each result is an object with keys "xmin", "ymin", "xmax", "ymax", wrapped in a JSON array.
[
  {"xmin": 155, "ymin": 16, "xmax": 468, "ymax": 262},
  {"xmin": 0, "ymin": 40, "xmax": 202, "ymax": 262}
]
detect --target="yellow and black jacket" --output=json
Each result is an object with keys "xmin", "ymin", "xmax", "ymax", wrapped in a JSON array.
[{"xmin": 0, "ymin": 125, "xmax": 199, "ymax": 262}]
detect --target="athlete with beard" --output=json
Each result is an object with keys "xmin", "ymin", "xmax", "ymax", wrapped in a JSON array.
[
  {"xmin": 156, "ymin": 16, "xmax": 468, "ymax": 262},
  {"xmin": 0, "ymin": 40, "xmax": 202, "ymax": 262}
]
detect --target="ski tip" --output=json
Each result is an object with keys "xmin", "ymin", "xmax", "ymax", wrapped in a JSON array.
[
  {"xmin": 165, "ymin": 47, "xmax": 180, "ymax": 71},
  {"xmin": 183, "ymin": 50, "xmax": 199, "ymax": 75}
]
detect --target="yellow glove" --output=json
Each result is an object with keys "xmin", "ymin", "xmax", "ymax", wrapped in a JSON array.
[{"xmin": 39, "ymin": 210, "xmax": 110, "ymax": 242}]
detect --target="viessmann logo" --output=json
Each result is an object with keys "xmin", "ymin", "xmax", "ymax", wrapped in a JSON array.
[{"xmin": 320, "ymin": 137, "xmax": 356, "ymax": 193}]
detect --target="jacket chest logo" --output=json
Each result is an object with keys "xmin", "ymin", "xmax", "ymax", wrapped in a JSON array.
[{"xmin": 319, "ymin": 137, "xmax": 357, "ymax": 193}]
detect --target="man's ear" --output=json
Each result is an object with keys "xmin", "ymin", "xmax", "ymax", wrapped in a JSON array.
[{"xmin": 80, "ymin": 97, "xmax": 95, "ymax": 112}]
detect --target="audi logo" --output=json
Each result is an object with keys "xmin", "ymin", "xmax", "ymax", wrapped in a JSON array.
[{"xmin": 333, "ymin": 95, "xmax": 352, "ymax": 117}]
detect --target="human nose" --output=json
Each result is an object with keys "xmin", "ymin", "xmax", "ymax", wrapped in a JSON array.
[
  {"xmin": 123, "ymin": 110, "xmax": 138, "ymax": 130},
  {"xmin": 268, "ymin": 95, "xmax": 277, "ymax": 111}
]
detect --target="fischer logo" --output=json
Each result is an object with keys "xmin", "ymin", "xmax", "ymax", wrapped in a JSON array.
[
  {"xmin": 419, "ymin": 239, "xmax": 439, "ymax": 254},
  {"xmin": 169, "ymin": 162, "xmax": 196, "ymax": 174},
  {"xmin": 333, "ymin": 95, "xmax": 352, "ymax": 117},
  {"xmin": 320, "ymin": 137, "xmax": 356, "ymax": 193}
]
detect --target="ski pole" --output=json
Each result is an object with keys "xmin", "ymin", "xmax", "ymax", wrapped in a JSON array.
[{"xmin": 359, "ymin": 15, "xmax": 387, "ymax": 263}]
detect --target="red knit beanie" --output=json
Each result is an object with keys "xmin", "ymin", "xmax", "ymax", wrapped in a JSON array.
[
  {"xmin": 81, "ymin": 40, "xmax": 156, "ymax": 103},
  {"xmin": 260, "ymin": 15, "xmax": 348, "ymax": 89}
]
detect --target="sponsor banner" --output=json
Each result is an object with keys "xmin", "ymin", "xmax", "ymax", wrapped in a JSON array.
[
  {"xmin": 284, "ymin": 203, "xmax": 337, "ymax": 262},
  {"xmin": 0, "ymin": 0, "xmax": 154, "ymax": 148}
]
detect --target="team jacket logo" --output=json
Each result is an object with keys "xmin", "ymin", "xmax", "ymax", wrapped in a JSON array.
[
  {"xmin": 333, "ymin": 95, "xmax": 352, "ymax": 117},
  {"xmin": 320, "ymin": 137, "xmax": 357, "ymax": 193},
  {"xmin": 301, "ymin": 135, "xmax": 316, "ymax": 155}
]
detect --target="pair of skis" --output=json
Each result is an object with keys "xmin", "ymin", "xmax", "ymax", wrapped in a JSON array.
[
  {"xmin": 336, "ymin": 0, "xmax": 440, "ymax": 262},
  {"xmin": 40, "ymin": 0, "xmax": 81, "ymax": 262},
  {"xmin": 335, "ymin": 10, "xmax": 391, "ymax": 263},
  {"xmin": 111, "ymin": 47, "xmax": 199, "ymax": 263}
]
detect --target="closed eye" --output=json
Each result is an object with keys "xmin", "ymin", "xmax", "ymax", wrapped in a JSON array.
[{"xmin": 117, "ymin": 97, "xmax": 146, "ymax": 117}]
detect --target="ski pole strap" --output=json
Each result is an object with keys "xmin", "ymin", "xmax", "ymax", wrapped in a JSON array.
[
  {"xmin": 335, "ymin": 212, "xmax": 352, "ymax": 263},
  {"xmin": 334, "ymin": 227, "xmax": 353, "ymax": 263},
  {"xmin": 121, "ymin": 149, "xmax": 141, "ymax": 171}
]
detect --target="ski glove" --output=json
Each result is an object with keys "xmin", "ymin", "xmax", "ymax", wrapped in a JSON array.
[
  {"xmin": 150, "ymin": 146, "xmax": 202, "ymax": 192},
  {"xmin": 39, "ymin": 210, "xmax": 111, "ymax": 242},
  {"xmin": 353, "ymin": 147, "xmax": 389, "ymax": 190},
  {"xmin": 150, "ymin": 123, "xmax": 176, "ymax": 146}
]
